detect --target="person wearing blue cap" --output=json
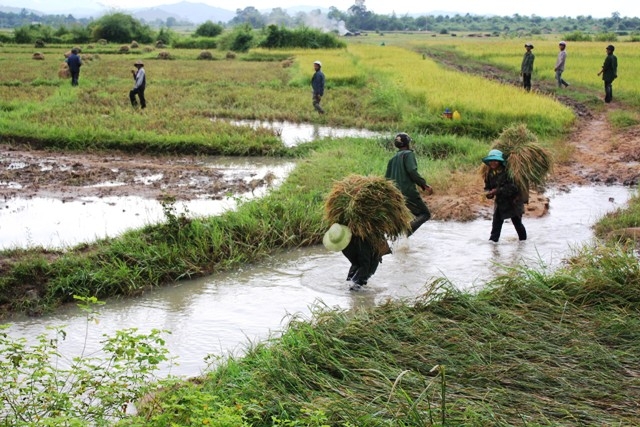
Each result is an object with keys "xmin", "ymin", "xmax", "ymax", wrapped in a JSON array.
[{"xmin": 482, "ymin": 149, "xmax": 527, "ymax": 242}]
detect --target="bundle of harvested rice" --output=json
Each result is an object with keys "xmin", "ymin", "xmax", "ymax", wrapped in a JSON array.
[
  {"xmin": 324, "ymin": 174, "xmax": 413, "ymax": 253},
  {"xmin": 58, "ymin": 62, "xmax": 70, "ymax": 79},
  {"xmin": 482, "ymin": 124, "xmax": 553, "ymax": 202}
]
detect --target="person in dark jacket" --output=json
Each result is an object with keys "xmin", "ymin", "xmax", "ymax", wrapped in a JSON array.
[
  {"xmin": 129, "ymin": 60, "xmax": 146, "ymax": 109},
  {"xmin": 598, "ymin": 45, "xmax": 618, "ymax": 103},
  {"xmin": 483, "ymin": 149, "xmax": 526, "ymax": 242},
  {"xmin": 323, "ymin": 223, "xmax": 381, "ymax": 291},
  {"xmin": 385, "ymin": 132, "xmax": 432, "ymax": 236},
  {"xmin": 311, "ymin": 60, "xmax": 325, "ymax": 114},
  {"xmin": 65, "ymin": 48, "xmax": 82, "ymax": 87},
  {"xmin": 520, "ymin": 43, "xmax": 535, "ymax": 92}
]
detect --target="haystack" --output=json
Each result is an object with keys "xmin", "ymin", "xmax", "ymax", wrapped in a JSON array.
[
  {"xmin": 482, "ymin": 123, "xmax": 553, "ymax": 202},
  {"xmin": 324, "ymin": 174, "xmax": 413, "ymax": 254},
  {"xmin": 58, "ymin": 62, "xmax": 70, "ymax": 79}
]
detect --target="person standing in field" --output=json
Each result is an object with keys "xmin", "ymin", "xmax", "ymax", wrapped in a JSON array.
[
  {"xmin": 520, "ymin": 43, "xmax": 535, "ymax": 92},
  {"xmin": 598, "ymin": 44, "xmax": 618, "ymax": 103},
  {"xmin": 129, "ymin": 60, "xmax": 146, "ymax": 109},
  {"xmin": 482, "ymin": 149, "xmax": 526, "ymax": 243},
  {"xmin": 385, "ymin": 132, "xmax": 432, "ymax": 236},
  {"xmin": 311, "ymin": 60, "xmax": 325, "ymax": 114},
  {"xmin": 65, "ymin": 48, "xmax": 82, "ymax": 87},
  {"xmin": 554, "ymin": 41, "xmax": 569, "ymax": 88}
]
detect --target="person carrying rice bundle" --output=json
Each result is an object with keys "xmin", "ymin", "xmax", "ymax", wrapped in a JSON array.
[
  {"xmin": 482, "ymin": 124, "xmax": 553, "ymax": 243},
  {"xmin": 482, "ymin": 149, "xmax": 527, "ymax": 242},
  {"xmin": 323, "ymin": 175, "xmax": 413, "ymax": 291}
]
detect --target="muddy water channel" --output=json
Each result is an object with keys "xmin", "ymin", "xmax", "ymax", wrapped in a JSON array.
[
  {"xmin": 3, "ymin": 184, "xmax": 633, "ymax": 378},
  {"xmin": 0, "ymin": 157, "xmax": 295, "ymax": 250}
]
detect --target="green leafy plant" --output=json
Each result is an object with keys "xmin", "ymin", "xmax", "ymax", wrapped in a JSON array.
[{"xmin": 0, "ymin": 296, "xmax": 171, "ymax": 426}]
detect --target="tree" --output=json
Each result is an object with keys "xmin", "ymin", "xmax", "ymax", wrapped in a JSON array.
[
  {"xmin": 229, "ymin": 7, "xmax": 266, "ymax": 28},
  {"xmin": 89, "ymin": 13, "xmax": 153, "ymax": 44},
  {"xmin": 195, "ymin": 20, "xmax": 223, "ymax": 37}
]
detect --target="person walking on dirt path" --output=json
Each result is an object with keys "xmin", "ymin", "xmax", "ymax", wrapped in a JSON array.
[
  {"xmin": 65, "ymin": 48, "xmax": 82, "ymax": 87},
  {"xmin": 555, "ymin": 41, "xmax": 569, "ymax": 88},
  {"xmin": 482, "ymin": 149, "xmax": 527, "ymax": 243},
  {"xmin": 129, "ymin": 60, "xmax": 146, "ymax": 109},
  {"xmin": 598, "ymin": 44, "xmax": 618, "ymax": 103},
  {"xmin": 385, "ymin": 132, "xmax": 432, "ymax": 236},
  {"xmin": 311, "ymin": 60, "xmax": 325, "ymax": 114},
  {"xmin": 520, "ymin": 43, "xmax": 535, "ymax": 92}
]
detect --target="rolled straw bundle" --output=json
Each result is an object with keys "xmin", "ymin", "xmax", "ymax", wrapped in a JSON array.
[
  {"xmin": 481, "ymin": 124, "xmax": 553, "ymax": 202},
  {"xmin": 324, "ymin": 174, "xmax": 413, "ymax": 253}
]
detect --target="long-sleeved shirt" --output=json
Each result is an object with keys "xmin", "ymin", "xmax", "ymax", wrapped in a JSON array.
[
  {"xmin": 555, "ymin": 50, "xmax": 567, "ymax": 71},
  {"xmin": 385, "ymin": 149, "xmax": 427, "ymax": 200},
  {"xmin": 521, "ymin": 51, "xmax": 534, "ymax": 74},
  {"xmin": 601, "ymin": 53, "xmax": 618, "ymax": 82},
  {"xmin": 311, "ymin": 70, "xmax": 324, "ymax": 96},
  {"xmin": 133, "ymin": 68, "xmax": 146, "ymax": 90},
  {"xmin": 65, "ymin": 53, "xmax": 82, "ymax": 72}
]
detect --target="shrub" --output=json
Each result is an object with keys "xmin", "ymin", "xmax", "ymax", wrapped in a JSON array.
[
  {"xmin": 172, "ymin": 36, "xmax": 217, "ymax": 49},
  {"xmin": 258, "ymin": 25, "xmax": 346, "ymax": 49},
  {"xmin": 197, "ymin": 50, "xmax": 214, "ymax": 60},
  {"xmin": 594, "ymin": 32, "xmax": 618, "ymax": 42},
  {"xmin": 564, "ymin": 30, "xmax": 592, "ymax": 42},
  {"xmin": 195, "ymin": 20, "xmax": 224, "ymax": 37}
]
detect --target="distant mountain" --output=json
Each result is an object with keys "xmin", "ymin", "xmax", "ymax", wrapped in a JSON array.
[
  {"xmin": 133, "ymin": 1, "xmax": 235, "ymax": 24},
  {"xmin": 0, "ymin": 6, "xmax": 42, "ymax": 14}
]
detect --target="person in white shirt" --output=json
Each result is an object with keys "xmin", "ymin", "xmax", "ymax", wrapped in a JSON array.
[
  {"xmin": 554, "ymin": 41, "xmax": 569, "ymax": 88},
  {"xmin": 129, "ymin": 60, "xmax": 147, "ymax": 109}
]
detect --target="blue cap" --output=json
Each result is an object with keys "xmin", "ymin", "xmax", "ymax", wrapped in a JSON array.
[{"xmin": 482, "ymin": 149, "xmax": 505, "ymax": 165}]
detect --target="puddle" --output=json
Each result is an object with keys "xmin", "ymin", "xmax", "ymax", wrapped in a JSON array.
[
  {"xmin": 0, "ymin": 157, "xmax": 295, "ymax": 250},
  {"xmin": 2, "ymin": 185, "xmax": 634, "ymax": 378},
  {"xmin": 220, "ymin": 119, "xmax": 385, "ymax": 146}
]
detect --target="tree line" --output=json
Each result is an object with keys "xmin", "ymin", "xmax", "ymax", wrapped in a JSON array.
[{"xmin": 1, "ymin": 5, "xmax": 639, "ymax": 46}]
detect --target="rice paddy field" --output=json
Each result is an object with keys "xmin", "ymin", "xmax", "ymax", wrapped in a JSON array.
[{"xmin": 1, "ymin": 33, "xmax": 640, "ymax": 426}]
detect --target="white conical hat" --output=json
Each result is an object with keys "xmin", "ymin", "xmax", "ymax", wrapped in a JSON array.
[{"xmin": 322, "ymin": 223, "xmax": 352, "ymax": 252}]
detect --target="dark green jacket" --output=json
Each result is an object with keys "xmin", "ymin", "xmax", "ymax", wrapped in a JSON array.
[
  {"xmin": 521, "ymin": 51, "xmax": 534, "ymax": 74},
  {"xmin": 602, "ymin": 53, "xmax": 618, "ymax": 82},
  {"xmin": 385, "ymin": 149, "xmax": 427, "ymax": 201},
  {"xmin": 484, "ymin": 166, "xmax": 524, "ymax": 220}
]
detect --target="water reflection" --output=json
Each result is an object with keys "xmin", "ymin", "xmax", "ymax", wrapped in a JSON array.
[
  {"xmin": 226, "ymin": 119, "xmax": 386, "ymax": 146},
  {"xmin": 1, "ymin": 185, "xmax": 635, "ymax": 378},
  {"xmin": 0, "ymin": 157, "xmax": 295, "ymax": 250}
]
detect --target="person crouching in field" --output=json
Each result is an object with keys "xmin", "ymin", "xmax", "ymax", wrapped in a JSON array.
[
  {"xmin": 483, "ymin": 149, "xmax": 527, "ymax": 242},
  {"xmin": 130, "ymin": 60, "xmax": 146, "ymax": 109}
]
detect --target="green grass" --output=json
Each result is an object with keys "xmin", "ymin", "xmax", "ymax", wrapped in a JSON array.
[{"xmin": 119, "ymin": 243, "xmax": 640, "ymax": 426}]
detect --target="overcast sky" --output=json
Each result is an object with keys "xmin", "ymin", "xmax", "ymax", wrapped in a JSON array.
[{"xmin": 3, "ymin": 0, "xmax": 638, "ymax": 18}]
